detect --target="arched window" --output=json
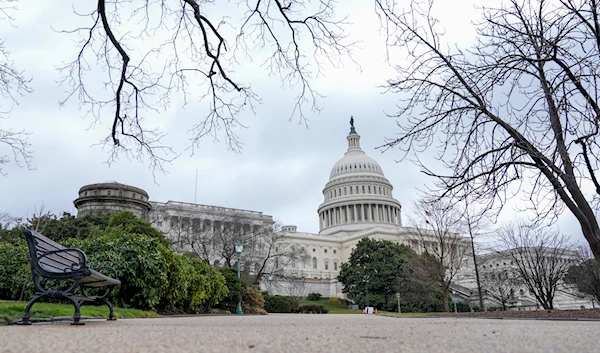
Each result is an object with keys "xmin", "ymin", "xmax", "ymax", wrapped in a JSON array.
[
  {"xmin": 368, "ymin": 185, "xmax": 371, "ymax": 193},
  {"xmin": 312, "ymin": 257, "xmax": 317, "ymax": 269},
  {"xmin": 362, "ymin": 185, "xmax": 365, "ymax": 193}
]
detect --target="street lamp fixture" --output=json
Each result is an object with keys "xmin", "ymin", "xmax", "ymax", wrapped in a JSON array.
[
  {"xmin": 396, "ymin": 292, "xmax": 402, "ymax": 314},
  {"xmin": 235, "ymin": 241, "xmax": 243, "ymax": 315}
]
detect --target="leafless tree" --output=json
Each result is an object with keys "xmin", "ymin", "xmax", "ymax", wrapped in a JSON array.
[
  {"xmin": 409, "ymin": 197, "xmax": 468, "ymax": 312},
  {"xmin": 479, "ymin": 258, "xmax": 521, "ymax": 311},
  {"xmin": 249, "ymin": 225, "xmax": 310, "ymax": 286},
  {"xmin": 491, "ymin": 220, "xmax": 577, "ymax": 309},
  {"xmin": 374, "ymin": 0, "xmax": 600, "ymax": 260},
  {"xmin": 0, "ymin": 211, "xmax": 21, "ymax": 230},
  {"xmin": 279, "ymin": 275, "xmax": 310, "ymax": 299},
  {"xmin": 155, "ymin": 206, "xmax": 308, "ymax": 285},
  {"xmin": 155, "ymin": 206, "xmax": 261, "ymax": 266},
  {"xmin": 54, "ymin": 0, "xmax": 356, "ymax": 173},
  {"xmin": 460, "ymin": 198, "xmax": 491, "ymax": 311},
  {"xmin": 0, "ymin": 0, "xmax": 32, "ymax": 176}
]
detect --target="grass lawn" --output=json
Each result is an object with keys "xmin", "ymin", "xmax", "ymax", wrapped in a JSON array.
[
  {"xmin": 299, "ymin": 300, "xmax": 361, "ymax": 314},
  {"xmin": 0, "ymin": 300, "xmax": 158, "ymax": 324},
  {"xmin": 299, "ymin": 299, "xmax": 443, "ymax": 317}
]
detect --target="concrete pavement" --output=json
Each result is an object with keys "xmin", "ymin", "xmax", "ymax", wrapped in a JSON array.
[{"xmin": 1, "ymin": 314, "xmax": 598, "ymax": 353}]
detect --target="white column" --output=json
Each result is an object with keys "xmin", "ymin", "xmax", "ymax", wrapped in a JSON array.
[
  {"xmin": 344, "ymin": 206, "xmax": 348, "ymax": 224},
  {"xmin": 353, "ymin": 205, "xmax": 357, "ymax": 222}
]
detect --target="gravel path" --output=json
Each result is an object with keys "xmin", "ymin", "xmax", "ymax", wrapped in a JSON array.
[{"xmin": 1, "ymin": 314, "xmax": 598, "ymax": 353}]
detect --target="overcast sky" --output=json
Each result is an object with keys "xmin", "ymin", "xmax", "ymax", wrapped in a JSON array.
[{"xmin": 0, "ymin": 0, "xmax": 588, "ymax": 245}]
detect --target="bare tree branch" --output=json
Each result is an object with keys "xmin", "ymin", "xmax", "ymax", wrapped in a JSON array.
[
  {"xmin": 54, "ymin": 0, "xmax": 356, "ymax": 175},
  {"xmin": 374, "ymin": 0, "xmax": 600, "ymax": 259},
  {"xmin": 0, "ymin": 0, "xmax": 33, "ymax": 176}
]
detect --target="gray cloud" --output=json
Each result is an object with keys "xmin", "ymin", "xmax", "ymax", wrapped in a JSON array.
[{"xmin": 0, "ymin": 0, "xmax": 591, "ymax": 247}]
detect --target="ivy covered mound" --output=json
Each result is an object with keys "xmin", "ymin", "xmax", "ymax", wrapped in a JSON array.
[{"xmin": 0, "ymin": 211, "xmax": 228, "ymax": 314}]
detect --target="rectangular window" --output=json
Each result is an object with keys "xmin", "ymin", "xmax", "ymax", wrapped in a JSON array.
[
  {"xmin": 333, "ymin": 250, "xmax": 337, "ymax": 254},
  {"xmin": 325, "ymin": 261, "xmax": 329, "ymax": 270},
  {"xmin": 334, "ymin": 262, "xmax": 338, "ymax": 270}
]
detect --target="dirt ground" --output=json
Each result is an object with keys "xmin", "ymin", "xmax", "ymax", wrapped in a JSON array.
[{"xmin": 431, "ymin": 308, "xmax": 600, "ymax": 319}]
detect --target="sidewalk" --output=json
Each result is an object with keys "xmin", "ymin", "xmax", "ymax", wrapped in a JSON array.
[{"xmin": 1, "ymin": 314, "xmax": 598, "ymax": 353}]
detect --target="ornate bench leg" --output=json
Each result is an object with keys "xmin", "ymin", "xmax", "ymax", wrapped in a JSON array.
[
  {"xmin": 20, "ymin": 293, "xmax": 45, "ymax": 325},
  {"xmin": 65, "ymin": 295, "xmax": 85, "ymax": 326},
  {"xmin": 101, "ymin": 298, "xmax": 117, "ymax": 321}
]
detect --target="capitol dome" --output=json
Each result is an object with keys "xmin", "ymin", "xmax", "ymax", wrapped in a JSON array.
[{"xmin": 318, "ymin": 121, "xmax": 402, "ymax": 235}]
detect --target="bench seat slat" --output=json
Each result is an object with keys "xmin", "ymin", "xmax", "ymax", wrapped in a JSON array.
[
  {"xmin": 37, "ymin": 253, "xmax": 82, "ymax": 273},
  {"xmin": 34, "ymin": 240, "xmax": 81, "ymax": 264},
  {"xmin": 80, "ymin": 269, "xmax": 121, "ymax": 287}
]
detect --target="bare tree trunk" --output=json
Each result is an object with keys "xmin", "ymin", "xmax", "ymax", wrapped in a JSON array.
[
  {"xmin": 469, "ymin": 233, "xmax": 485, "ymax": 312},
  {"xmin": 442, "ymin": 281, "xmax": 450, "ymax": 312}
]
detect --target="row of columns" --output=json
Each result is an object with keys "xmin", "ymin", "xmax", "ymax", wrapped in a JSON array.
[
  {"xmin": 319, "ymin": 204, "xmax": 401, "ymax": 229},
  {"xmin": 170, "ymin": 216, "xmax": 262, "ymax": 235}
]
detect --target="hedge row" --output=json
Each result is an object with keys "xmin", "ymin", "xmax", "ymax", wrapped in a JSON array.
[{"xmin": 0, "ymin": 212, "xmax": 228, "ymax": 313}]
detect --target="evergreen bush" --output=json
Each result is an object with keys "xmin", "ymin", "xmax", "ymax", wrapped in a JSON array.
[{"xmin": 307, "ymin": 292, "xmax": 322, "ymax": 301}]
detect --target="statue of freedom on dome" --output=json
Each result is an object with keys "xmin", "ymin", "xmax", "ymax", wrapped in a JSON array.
[{"xmin": 350, "ymin": 116, "xmax": 354, "ymax": 127}]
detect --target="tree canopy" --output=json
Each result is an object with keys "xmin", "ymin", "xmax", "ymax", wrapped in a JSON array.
[{"xmin": 337, "ymin": 238, "xmax": 443, "ymax": 312}]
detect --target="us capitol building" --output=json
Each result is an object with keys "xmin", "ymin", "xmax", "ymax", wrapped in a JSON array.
[{"xmin": 73, "ymin": 121, "xmax": 593, "ymax": 309}]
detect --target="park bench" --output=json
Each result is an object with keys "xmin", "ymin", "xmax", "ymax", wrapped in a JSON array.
[{"xmin": 18, "ymin": 229, "xmax": 121, "ymax": 325}]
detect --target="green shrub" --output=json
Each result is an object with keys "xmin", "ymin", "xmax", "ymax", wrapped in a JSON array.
[
  {"xmin": 265, "ymin": 295, "xmax": 299, "ymax": 313},
  {"xmin": 244, "ymin": 286, "xmax": 267, "ymax": 315},
  {"xmin": 217, "ymin": 267, "xmax": 248, "ymax": 313},
  {"xmin": 454, "ymin": 301, "xmax": 471, "ymax": 313},
  {"xmin": 295, "ymin": 304, "xmax": 329, "ymax": 314},
  {"xmin": 0, "ymin": 212, "xmax": 228, "ymax": 314},
  {"xmin": 0, "ymin": 240, "xmax": 33, "ymax": 301},
  {"xmin": 65, "ymin": 227, "xmax": 227, "ymax": 312},
  {"xmin": 307, "ymin": 292, "xmax": 322, "ymax": 301},
  {"xmin": 160, "ymin": 254, "xmax": 228, "ymax": 313}
]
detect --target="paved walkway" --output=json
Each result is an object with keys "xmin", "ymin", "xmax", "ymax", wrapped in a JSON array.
[{"xmin": 1, "ymin": 314, "xmax": 598, "ymax": 353}]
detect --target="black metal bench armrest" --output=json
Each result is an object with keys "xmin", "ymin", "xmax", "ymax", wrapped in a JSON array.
[
  {"xmin": 38, "ymin": 248, "xmax": 88, "ymax": 272},
  {"xmin": 94, "ymin": 266, "xmax": 118, "ymax": 279}
]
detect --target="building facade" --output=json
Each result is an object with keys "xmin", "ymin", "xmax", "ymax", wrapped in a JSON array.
[{"xmin": 74, "ymin": 121, "xmax": 594, "ymax": 310}]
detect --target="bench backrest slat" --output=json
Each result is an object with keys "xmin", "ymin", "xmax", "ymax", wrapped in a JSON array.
[{"xmin": 24, "ymin": 229, "xmax": 83, "ymax": 274}]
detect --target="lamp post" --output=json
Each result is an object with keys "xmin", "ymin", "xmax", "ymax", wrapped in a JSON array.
[
  {"xmin": 396, "ymin": 292, "xmax": 402, "ymax": 314},
  {"xmin": 235, "ymin": 241, "xmax": 243, "ymax": 315},
  {"xmin": 365, "ymin": 278, "xmax": 370, "ymax": 310},
  {"xmin": 452, "ymin": 290, "xmax": 457, "ymax": 313},
  {"xmin": 268, "ymin": 272, "xmax": 273, "ymax": 296}
]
